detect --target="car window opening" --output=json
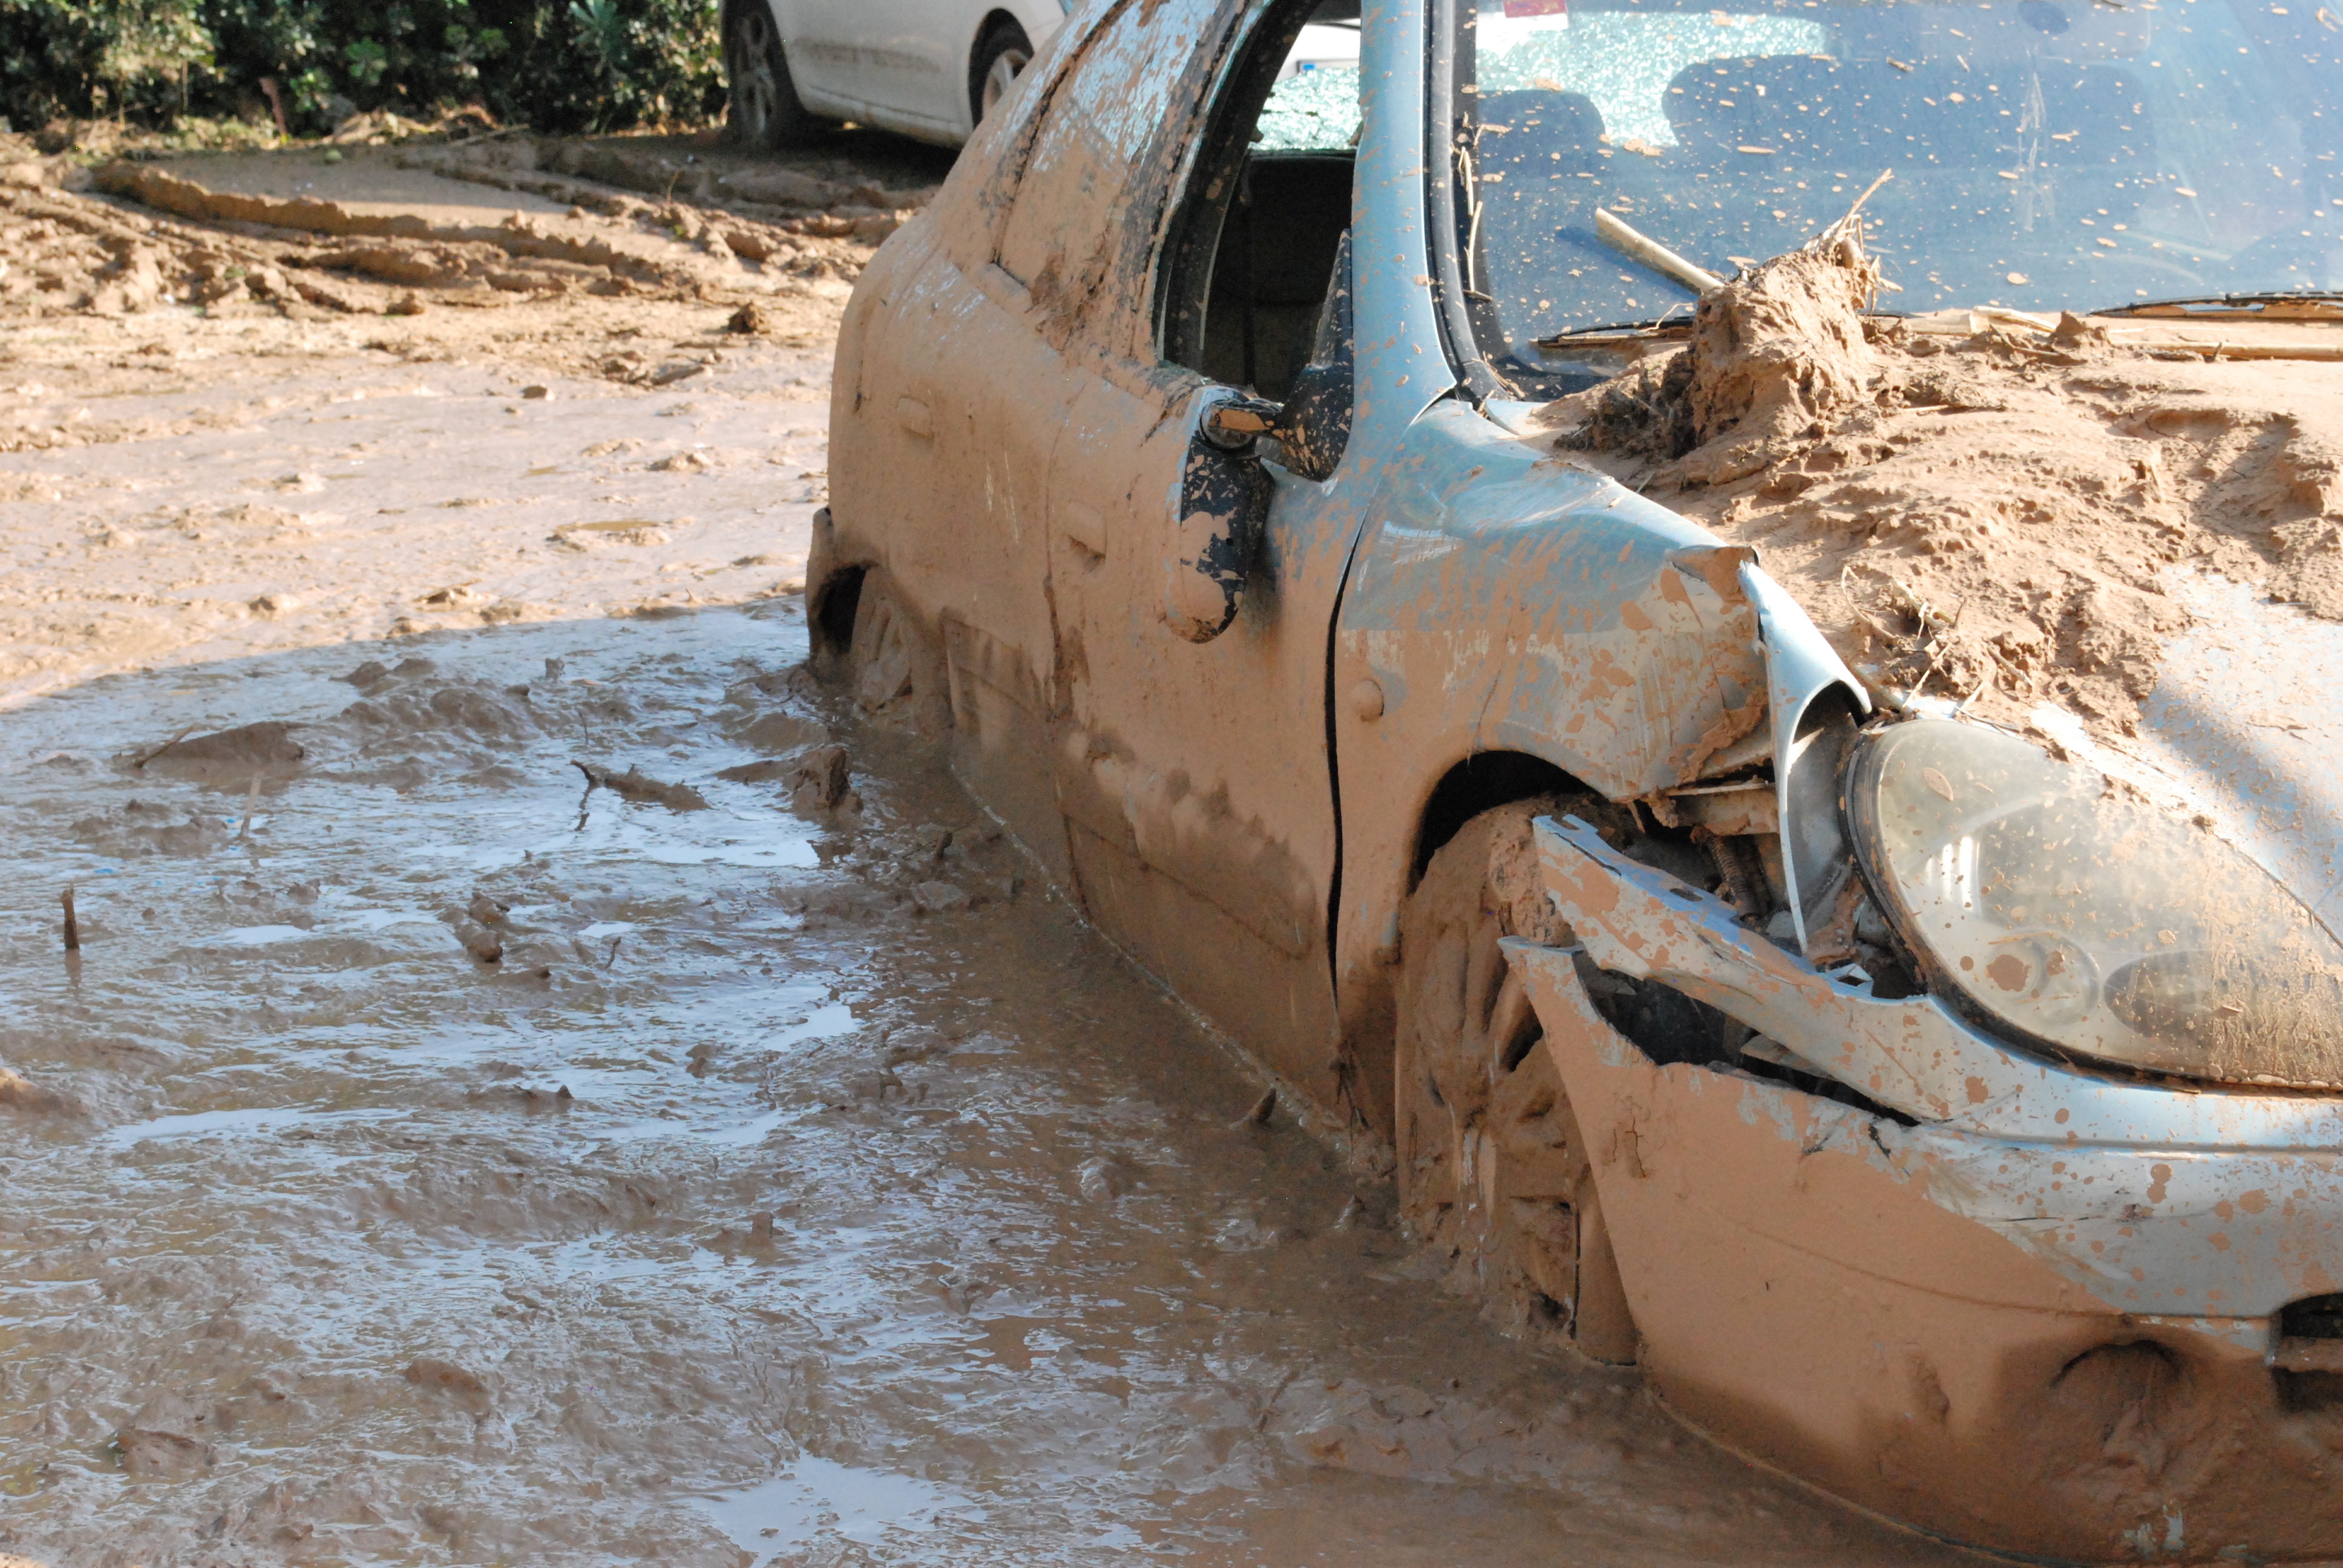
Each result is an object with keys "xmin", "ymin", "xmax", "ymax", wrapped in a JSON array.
[{"xmin": 1161, "ymin": 0, "xmax": 1360, "ymax": 405}]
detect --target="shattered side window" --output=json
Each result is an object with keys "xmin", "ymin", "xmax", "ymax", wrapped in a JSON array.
[
  {"xmin": 1256, "ymin": 19, "xmax": 1363, "ymax": 151},
  {"xmin": 998, "ymin": 0, "xmax": 1230, "ymax": 294}
]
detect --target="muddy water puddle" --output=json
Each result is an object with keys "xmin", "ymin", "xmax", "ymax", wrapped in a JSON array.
[{"xmin": 0, "ymin": 608, "xmax": 1967, "ymax": 1566}]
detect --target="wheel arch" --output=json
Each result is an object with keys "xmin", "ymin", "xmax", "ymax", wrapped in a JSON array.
[
  {"xmin": 972, "ymin": 7, "xmax": 1032, "ymax": 53},
  {"xmin": 1407, "ymin": 748, "xmax": 1588, "ymax": 892},
  {"xmin": 965, "ymin": 7, "xmax": 1039, "ymax": 124},
  {"xmin": 718, "ymin": 0, "xmax": 784, "ymax": 51}
]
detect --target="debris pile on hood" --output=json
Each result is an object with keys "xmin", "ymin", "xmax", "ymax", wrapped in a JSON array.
[{"xmin": 1539, "ymin": 214, "xmax": 2343, "ymax": 741}]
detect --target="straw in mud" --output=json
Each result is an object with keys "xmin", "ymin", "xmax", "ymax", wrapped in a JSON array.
[
  {"xmin": 61, "ymin": 886, "xmax": 80, "ymax": 953},
  {"xmin": 237, "ymin": 768, "xmax": 266, "ymax": 843}
]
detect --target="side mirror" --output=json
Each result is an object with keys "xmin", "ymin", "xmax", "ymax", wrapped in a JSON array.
[
  {"xmin": 1162, "ymin": 232, "xmax": 1355, "ymax": 642},
  {"xmin": 1165, "ymin": 401, "xmax": 1270, "ymax": 643}
]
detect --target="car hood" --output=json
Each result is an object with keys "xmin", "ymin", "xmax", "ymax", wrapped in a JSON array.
[
  {"xmin": 2045, "ymin": 571, "xmax": 2343, "ymax": 942},
  {"xmin": 1518, "ymin": 301, "xmax": 2343, "ymax": 939}
]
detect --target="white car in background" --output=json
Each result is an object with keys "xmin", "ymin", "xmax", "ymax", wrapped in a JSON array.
[{"xmin": 723, "ymin": 0, "xmax": 1071, "ymax": 148}]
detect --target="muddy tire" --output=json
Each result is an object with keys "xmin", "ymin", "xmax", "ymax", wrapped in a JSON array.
[
  {"xmin": 726, "ymin": 1, "xmax": 814, "ymax": 150},
  {"xmin": 1395, "ymin": 797, "xmax": 1588, "ymax": 1340},
  {"xmin": 968, "ymin": 19, "xmax": 1035, "ymax": 128},
  {"xmin": 838, "ymin": 570, "xmax": 951, "ymax": 737}
]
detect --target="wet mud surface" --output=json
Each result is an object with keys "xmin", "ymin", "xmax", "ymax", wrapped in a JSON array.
[{"xmin": 0, "ymin": 610, "xmax": 1973, "ymax": 1566}]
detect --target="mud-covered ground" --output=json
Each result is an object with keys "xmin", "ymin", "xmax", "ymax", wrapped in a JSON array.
[
  {"xmin": 0, "ymin": 128, "xmax": 924, "ymax": 708},
  {"xmin": 1, "ymin": 138, "xmax": 1974, "ymax": 1566}
]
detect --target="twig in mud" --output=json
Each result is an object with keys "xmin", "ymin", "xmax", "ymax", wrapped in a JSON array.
[
  {"xmin": 571, "ymin": 758, "xmax": 709, "ymax": 810},
  {"xmin": 1820, "ymin": 169, "xmax": 1895, "ymax": 244},
  {"xmin": 131, "ymin": 725, "xmax": 197, "ymax": 771},
  {"xmin": 1808, "ymin": 170, "xmax": 1896, "ymax": 309},
  {"xmin": 441, "ymin": 125, "xmax": 522, "ymax": 151},
  {"xmin": 1955, "ymin": 664, "xmax": 1995, "ymax": 715},
  {"xmin": 604, "ymin": 936, "xmax": 621, "ymax": 972},
  {"xmin": 1913, "ymin": 643, "xmax": 1950, "ymax": 699},
  {"xmin": 61, "ymin": 886, "xmax": 80, "ymax": 953},
  {"xmin": 237, "ymin": 768, "xmax": 265, "ymax": 842}
]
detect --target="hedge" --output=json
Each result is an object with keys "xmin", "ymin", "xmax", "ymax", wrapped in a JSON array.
[{"xmin": 0, "ymin": 0, "xmax": 724, "ymax": 137}]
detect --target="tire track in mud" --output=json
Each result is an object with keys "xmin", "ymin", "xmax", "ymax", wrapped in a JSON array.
[{"xmin": 0, "ymin": 612, "xmax": 1967, "ymax": 1566}]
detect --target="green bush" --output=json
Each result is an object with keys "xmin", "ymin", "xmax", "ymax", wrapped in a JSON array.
[{"xmin": 0, "ymin": 0, "xmax": 724, "ymax": 137}]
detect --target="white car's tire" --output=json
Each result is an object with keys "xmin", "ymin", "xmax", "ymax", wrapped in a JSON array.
[
  {"xmin": 969, "ymin": 19, "xmax": 1035, "ymax": 128},
  {"xmin": 727, "ymin": 2, "xmax": 816, "ymax": 149}
]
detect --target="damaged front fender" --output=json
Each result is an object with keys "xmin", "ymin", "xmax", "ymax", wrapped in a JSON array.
[{"xmin": 1507, "ymin": 812, "xmax": 2343, "ymax": 1560}]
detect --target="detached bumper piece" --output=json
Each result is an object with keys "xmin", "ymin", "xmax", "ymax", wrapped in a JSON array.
[{"xmin": 1504, "ymin": 814, "xmax": 2343, "ymax": 1564}]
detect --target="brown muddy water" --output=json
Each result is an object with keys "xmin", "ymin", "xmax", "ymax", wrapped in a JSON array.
[{"xmin": 0, "ymin": 604, "xmax": 1972, "ymax": 1567}]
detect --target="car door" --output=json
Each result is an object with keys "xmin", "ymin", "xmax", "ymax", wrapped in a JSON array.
[
  {"xmin": 1014, "ymin": 0, "xmax": 1377, "ymax": 1109},
  {"xmin": 765, "ymin": 0, "xmax": 860, "ymax": 114},
  {"xmin": 820, "ymin": 0, "xmax": 963, "ymax": 133}
]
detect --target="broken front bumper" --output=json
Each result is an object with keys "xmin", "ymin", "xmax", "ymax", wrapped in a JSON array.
[{"xmin": 1508, "ymin": 815, "xmax": 2343, "ymax": 1563}]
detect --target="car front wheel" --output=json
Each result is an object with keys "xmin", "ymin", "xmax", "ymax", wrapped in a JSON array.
[
  {"xmin": 1394, "ymin": 797, "xmax": 1634, "ymax": 1358},
  {"xmin": 727, "ymin": 1, "xmax": 814, "ymax": 149},
  {"xmin": 823, "ymin": 568, "xmax": 950, "ymax": 737},
  {"xmin": 968, "ymin": 19, "xmax": 1034, "ymax": 128}
]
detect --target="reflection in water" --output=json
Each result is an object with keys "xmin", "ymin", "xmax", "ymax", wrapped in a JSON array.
[
  {"xmin": 698, "ymin": 1455, "xmax": 975, "ymax": 1561},
  {"xmin": 0, "ymin": 607, "xmax": 1962, "ymax": 1565}
]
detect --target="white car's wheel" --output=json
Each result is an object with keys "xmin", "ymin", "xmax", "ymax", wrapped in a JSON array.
[
  {"xmin": 969, "ymin": 20, "xmax": 1034, "ymax": 127},
  {"xmin": 727, "ymin": 2, "xmax": 814, "ymax": 149}
]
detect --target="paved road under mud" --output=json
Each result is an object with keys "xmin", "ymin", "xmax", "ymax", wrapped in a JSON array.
[{"xmin": 0, "ymin": 612, "xmax": 1977, "ymax": 1567}]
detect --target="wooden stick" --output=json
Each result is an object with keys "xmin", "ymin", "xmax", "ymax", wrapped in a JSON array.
[
  {"xmin": 131, "ymin": 724, "xmax": 196, "ymax": 771},
  {"xmin": 1594, "ymin": 209, "xmax": 1724, "ymax": 295},
  {"xmin": 62, "ymin": 886, "xmax": 79, "ymax": 952}
]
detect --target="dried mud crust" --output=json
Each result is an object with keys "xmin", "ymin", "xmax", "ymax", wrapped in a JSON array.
[
  {"xmin": 1395, "ymin": 799, "xmax": 1588, "ymax": 1342},
  {"xmin": 1539, "ymin": 234, "xmax": 2343, "ymax": 741},
  {"xmin": 0, "ymin": 132, "xmax": 917, "ymax": 387},
  {"xmin": 0, "ymin": 135, "xmax": 855, "ymax": 706}
]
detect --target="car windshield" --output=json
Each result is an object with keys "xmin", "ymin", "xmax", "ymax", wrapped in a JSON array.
[{"xmin": 1455, "ymin": 0, "xmax": 2343, "ymax": 374}]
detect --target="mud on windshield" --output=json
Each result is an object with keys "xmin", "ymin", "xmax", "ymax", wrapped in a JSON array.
[{"xmin": 1446, "ymin": 0, "xmax": 2343, "ymax": 393}]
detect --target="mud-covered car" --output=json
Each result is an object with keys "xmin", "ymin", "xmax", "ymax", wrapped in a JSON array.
[{"xmin": 813, "ymin": 0, "xmax": 2343, "ymax": 1557}]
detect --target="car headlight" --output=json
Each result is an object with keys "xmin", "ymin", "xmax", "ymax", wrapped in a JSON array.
[{"xmin": 1844, "ymin": 719, "xmax": 2343, "ymax": 1089}]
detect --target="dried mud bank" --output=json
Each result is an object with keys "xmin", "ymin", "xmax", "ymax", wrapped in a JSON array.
[
  {"xmin": 0, "ymin": 139, "xmax": 877, "ymax": 708},
  {"xmin": 0, "ymin": 612, "xmax": 1968, "ymax": 1567},
  {"xmin": 0, "ymin": 137, "xmax": 896, "ymax": 348},
  {"xmin": 1539, "ymin": 230, "xmax": 2343, "ymax": 742}
]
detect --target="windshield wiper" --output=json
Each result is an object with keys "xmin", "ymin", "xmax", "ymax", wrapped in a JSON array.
[
  {"xmin": 1533, "ymin": 317, "xmax": 1694, "ymax": 348},
  {"xmin": 2097, "ymin": 290, "xmax": 2343, "ymax": 318}
]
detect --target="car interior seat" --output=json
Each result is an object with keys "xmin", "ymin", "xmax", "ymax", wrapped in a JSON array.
[{"xmin": 1199, "ymin": 151, "xmax": 1356, "ymax": 399}]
